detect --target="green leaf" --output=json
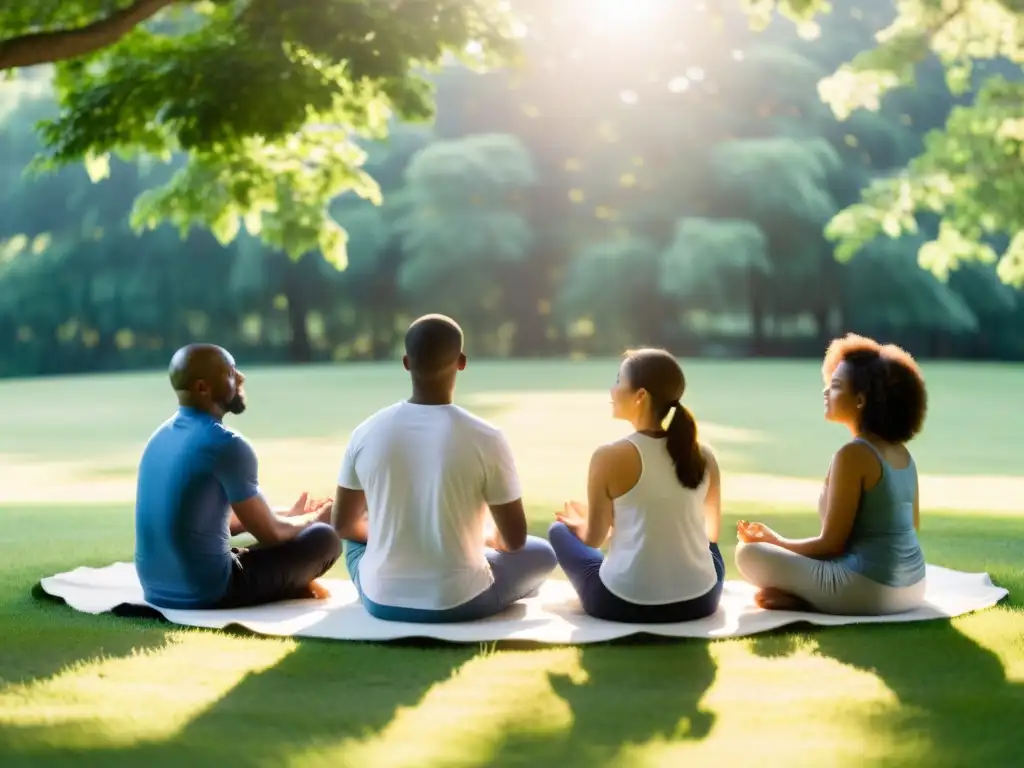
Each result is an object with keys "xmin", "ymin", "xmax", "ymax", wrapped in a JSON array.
[
  {"xmin": 243, "ymin": 210, "xmax": 263, "ymax": 237},
  {"xmin": 880, "ymin": 214, "xmax": 902, "ymax": 239},
  {"xmin": 997, "ymin": 232, "xmax": 1024, "ymax": 289},
  {"xmin": 83, "ymin": 151, "xmax": 110, "ymax": 182},
  {"xmin": 2, "ymin": 0, "xmax": 519, "ymax": 269},
  {"xmin": 211, "ymin": 211, "xmax": 241, "ymax": 246},
  {"xmin": 319, "ymin": 219, "xmax": 349, "ymax": 270}
]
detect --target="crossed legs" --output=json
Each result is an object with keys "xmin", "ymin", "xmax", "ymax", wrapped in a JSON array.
[
  {"xmin": 343, "ymin": 537, "xmax": 557, "ymax": 623},
  {"xmin": 735, "ymin": 542, "xmax": 926, "ymax": 615},
  {"xmin": 216, "ymin": 523, "xmax": 342, "ymax": 608}
]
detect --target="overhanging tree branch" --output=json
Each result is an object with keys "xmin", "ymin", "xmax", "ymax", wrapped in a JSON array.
[{"xmin": 0, "ymin": 0, "xmax": 180, "ymax": 70}]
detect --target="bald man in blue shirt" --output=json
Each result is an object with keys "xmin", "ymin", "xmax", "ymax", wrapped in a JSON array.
[{"xmin": 134, "ymin": 344, "xmax": 341, "ymax": 609}]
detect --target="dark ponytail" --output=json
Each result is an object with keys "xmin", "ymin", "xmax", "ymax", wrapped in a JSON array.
[
  {"xmin": 620, "ymin": 347, "xmax": 705, "ymax": 488},
  {"xmin": 664, "ymin": 400, "xmax": 706, "ymax": 489}
]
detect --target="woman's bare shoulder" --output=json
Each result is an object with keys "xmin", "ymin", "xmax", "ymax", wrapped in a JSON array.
[
  {"xmin": 833, "ymin": 439, "xmax": 883, "ymax": 472},
  {"xmin": 593, "ymin": 438, "xmax": 639, "ymax": 462}
]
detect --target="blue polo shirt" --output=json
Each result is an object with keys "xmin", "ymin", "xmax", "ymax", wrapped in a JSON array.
[{"xmin": 134, "ymin": 407, "xmax": 261, "ymax": 608}]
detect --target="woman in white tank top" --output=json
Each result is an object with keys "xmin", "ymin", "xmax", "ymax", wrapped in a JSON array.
[{"xmin": 548, "ymin": 348, "xmax": 725, "ymax": 623}]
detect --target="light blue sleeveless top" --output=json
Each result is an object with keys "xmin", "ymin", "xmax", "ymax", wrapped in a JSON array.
[{"xmin": 836, "ymin": 438, "xmax": 926, "ymax": 587}]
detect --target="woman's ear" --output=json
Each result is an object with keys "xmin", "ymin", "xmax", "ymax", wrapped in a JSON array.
[{"xmin": 635, "ymin": 388, "xmax": 649, "ymax": 408}]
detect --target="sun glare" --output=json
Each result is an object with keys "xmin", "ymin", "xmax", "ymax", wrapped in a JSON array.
[{"xmin": 591, "ymin": 0, "xmax": 667, "ymax": 27}]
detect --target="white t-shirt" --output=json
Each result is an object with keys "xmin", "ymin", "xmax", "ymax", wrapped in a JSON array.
[
  {"xmin": 337, "ymin": 402, "xmax": 522, "ymax": 610},
  {"xmin": 599, "ymin": 434, "xmax": 719, "ymax": 604}
]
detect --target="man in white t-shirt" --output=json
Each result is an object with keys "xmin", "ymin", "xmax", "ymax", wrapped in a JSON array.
[{"xmin": 331, "ymin": 314, "xmax": 557, "ymax": 622}]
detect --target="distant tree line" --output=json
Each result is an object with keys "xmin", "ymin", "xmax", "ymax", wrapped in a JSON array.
[{"xmin": 1, "ymin": 1, "xmax": 1022, "ymax": 378}]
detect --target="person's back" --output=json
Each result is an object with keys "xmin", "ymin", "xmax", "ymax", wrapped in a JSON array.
[
  {"xmin": 601, "ymin": 434, "xmax": 718, "ymax": 604},
  {"xmin": 334, "ymin": 313, "xmax": 556, "ymax": 623},
  {"xmin": 135, "ymin": 343, "xmax": 340, "ymax": 611},
  {"xmin": 734, "ymin": 333, "xmax": 928, "ymax": 615},
  {"xmin": 344, "ymin": 401, "xmax": 517, "ymax": 609},
  {"xmin": 548, "ymin": 348, "xmax": 726, "ymax": 624},
  {"xmin": 135, "ymin": 408, "xmax": 238, "ymax": 607},
  {"xmin": 840, "ymin": 439, "xmax": 926, "ymax": 588}
]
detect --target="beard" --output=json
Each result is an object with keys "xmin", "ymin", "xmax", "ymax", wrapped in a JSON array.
[{"xmin": 223, "ymin": 391, "xmax": 247, "ymax": 415}]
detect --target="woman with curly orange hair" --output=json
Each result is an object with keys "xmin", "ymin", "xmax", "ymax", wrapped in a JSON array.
[{"xmin": 735, "ymin": 334, "xmax": 928, "ymax": 614}]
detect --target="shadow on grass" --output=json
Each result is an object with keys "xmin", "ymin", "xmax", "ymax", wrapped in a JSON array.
[
  {"xmin": 551, "ymin": 639, "xmax": 717, "ymax": 763},
  {"xmin": 751, "ymin": 620, "xmax": 1023, "ymax": 766},
  {"xmin": 150, "ymin": 640, "xmax": 477, "ymax": 765},
  {"xmin": 5, "ymin": 504, "xmax": 1020, "ymax": 765},
  {"xmin": 477, "ymin": 637, "xmax": 717, "ymax": 766},
  {"xmin": 0, "ymin": 577, "xmax": 171, "ymax": 693},
  {"xmin": 10, "ymin": 584, "xmax": 719, "ymax": 768},
  {"xmin": 0, "ymin": 636, "xmax": 478, "ymax": 768},
  {"xmin": 735, "ymin": 505, "xmax": 1024, "ymax": 764}
]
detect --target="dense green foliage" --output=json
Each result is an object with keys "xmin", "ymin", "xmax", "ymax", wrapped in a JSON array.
[
  {"xmin": 0, "ymin": 1, "xmax": 1022, "ymax": 376},
  {"xmin": 772, "ymin": 0, "xmax": 1024, "ymax": 287},
  {"xmin": 0, "ymin": 0, "xmax": 516, "ymax": 265}
]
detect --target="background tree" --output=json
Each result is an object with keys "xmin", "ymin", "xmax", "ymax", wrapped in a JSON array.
[
  {"xmin": 760, "ymin": 0, "xmax": 1024, "ymax": 286},
  {"xmin": 396, "ymin": 133, "xmax": 538, "ymax": 353},
  {"xmin": 1, "ymin": 0, "xmax": 1021, "ymax": 376},
  {"xmin": 659, "ymin": 219, "xmax": 772, "ymax": 353},
  {"xmin": 0, "ymin": 0, "xmax": 517, "ymax": 265},
  {"xmin": 557, "ymin": 237, "xmax": 661, "ymax": 354},
  {"xmin": 711, "ymin": 137, "xmax": 843, "ymax": 350}
]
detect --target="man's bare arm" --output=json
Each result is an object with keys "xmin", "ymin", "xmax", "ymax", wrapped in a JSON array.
[
  {"xmin": 333, "ymin": 485, "xmax": 369, "ymax": 543},
  {"xmin": 231, "ymin": 494, "xmax": 303, "ymax": 545},
  {"xmin": 489, "ymin": 498, "xmax": 528, "ymax": 552}
]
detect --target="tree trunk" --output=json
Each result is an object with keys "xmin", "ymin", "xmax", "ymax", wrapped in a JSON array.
[
  {"xmin": 287, "ymin": 301, "xmax": 312, "ymax": 363},
  {"xmin": 500, "ymin": 261, "xmax": 550, "ymax": 358},
  {"xmin": 369, "ymin": 307, "xmax": 396, "ymax": 360},
  {"xmin": 816, "ymin": 245, "xmax": 845, "ymax": 350},
  {"xmin": 284, "ymin": 262, "xmax": 312, "ymax": 363},
  {"xmin": 748, "ymin": 268, "xmax": 768, "ymax": 356},
  {"xmin": 367, "ymin": 235, "xmax": 405, "ymax": 361},
  {"xmin": 634, "ymin": 291, "xmax": 669, "ymax": 350}
]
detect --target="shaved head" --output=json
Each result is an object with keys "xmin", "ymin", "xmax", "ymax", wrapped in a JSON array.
[
  {"xmin": 169, "ymin": 344, "xmax": 229, "ymax": 391},
  {"xmin": 404, "ymin": 314, "xmax": 465, "ymax": 377},
  {"xmin": 169, "ymin": 344, "xmax": 246, "ymax": 416}
]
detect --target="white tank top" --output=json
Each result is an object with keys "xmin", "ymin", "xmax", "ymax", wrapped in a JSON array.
[{"xmin": 599, "ymin": 433, "xmax": 718, "ymax": 604}]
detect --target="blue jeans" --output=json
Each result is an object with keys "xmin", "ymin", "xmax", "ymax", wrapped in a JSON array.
[
  {"xmin": 548, "ymin": 521, "xmax": 725, "ymax": 623},
  {"xmin": 343, "ymin": 536, "xmax": 557, "ymax": 623}
]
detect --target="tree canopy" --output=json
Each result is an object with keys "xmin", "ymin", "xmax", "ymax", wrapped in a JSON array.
[
  {"xmin": 765, "ymin": 0, "xmax": 1024, "ymax": 286},
  {"xmin": 0, "ymin": 1, "xmax": 517, "ymax": 266},
  {"xmin": 2, "ymin": 1, "xmax": 1021, "ymax": 284},
  {"xmin": 1, "ymin": 0, "xmax": 1022, "ymax": 376}
]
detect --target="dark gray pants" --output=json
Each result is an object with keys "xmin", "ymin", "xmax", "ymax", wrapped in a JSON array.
[{"xmin": 216, "ymin": 523, "xmax": 341, "ymax": 608}]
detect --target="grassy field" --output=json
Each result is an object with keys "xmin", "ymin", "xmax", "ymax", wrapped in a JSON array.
[{"xmin": 1, "ymin": 359, "xmax": 1022, "ymax": 767}]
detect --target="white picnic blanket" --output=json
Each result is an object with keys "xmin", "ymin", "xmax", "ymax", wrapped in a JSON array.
[{"xmin": 37, "ymin": 562, "xmax": 1008, "ymax": 644}]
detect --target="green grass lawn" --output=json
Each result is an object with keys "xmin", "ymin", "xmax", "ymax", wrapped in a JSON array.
[{"xmin": 1, "ymin": 359, "xmax": 1022, "ymax": 767}]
